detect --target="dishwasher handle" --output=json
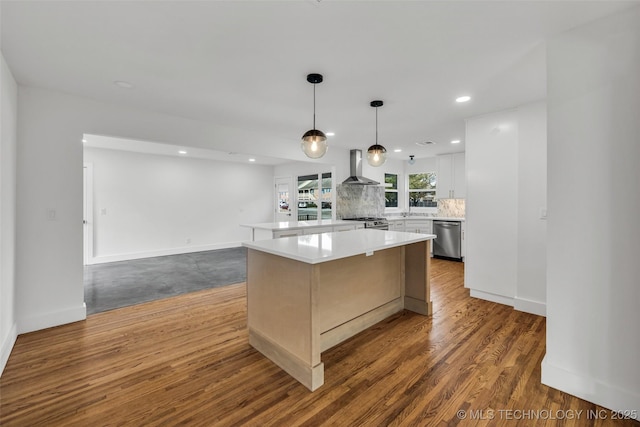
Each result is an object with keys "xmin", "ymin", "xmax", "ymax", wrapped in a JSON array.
[{"xmin": 434, "ymin": 221, "xmax": 460, "ymax": 227}]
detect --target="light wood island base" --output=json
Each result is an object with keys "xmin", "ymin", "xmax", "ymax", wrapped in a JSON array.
[{"xmin": 246, "ymin": 239, "xmax": 432, "ymax": 391}]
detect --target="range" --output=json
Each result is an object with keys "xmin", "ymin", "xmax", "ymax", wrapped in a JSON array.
[{"xmin": 343, "ymin": 217, "xmax": 389, "ymax": 230}]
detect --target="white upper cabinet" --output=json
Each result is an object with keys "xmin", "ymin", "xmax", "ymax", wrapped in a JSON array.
[
  {"xmin": 436, "ymin": 154, "xmax": 453, "ymax": 199},
  {"xmin": 453, "ymin": 152, "xmax": 466, "ymax": 198},
  {"xmin": 436, "ymin": 153, "xmax": 466, "ymax": 199}
]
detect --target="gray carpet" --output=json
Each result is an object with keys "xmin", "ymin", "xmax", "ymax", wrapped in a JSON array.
[{"xmin": 84, "ymin": 247, "xmax": 247, "ymax": 315}]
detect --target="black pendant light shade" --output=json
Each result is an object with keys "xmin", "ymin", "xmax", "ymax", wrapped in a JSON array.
[
  {"xmin": 367, "ymin": 100, "xmax": 387, "ymax": 167},
  {"xmin": 301, "ymin": 73, "xmax": 328, "ymax": 159}
]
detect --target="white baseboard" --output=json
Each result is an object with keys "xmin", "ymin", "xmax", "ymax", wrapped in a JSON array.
[
  {"xmin": 514, "ymin": 296, "xmax": 546, "ymax": 317},
  {"xmin": 18, "ymin": 303, "xmax": 87, "ymax": 334},
  {"xmin": 0, "ymin": 323, "xmax": 18, "ymax": 377},
  {"xmin": 542, "ymin": 356, "xmax": 640, "ymax": 419},
  {"xmin": 469, "ymin": 289, "xmax": 514, "ymax": 307},
  {"xmin": 88, "ymin": 241, "xmax": 243, "ymax": 265}
]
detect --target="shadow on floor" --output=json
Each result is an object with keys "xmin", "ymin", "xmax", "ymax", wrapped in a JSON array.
[{"xmin": 84, "ymin": 247, "xmax": 247, "ymax": 315}]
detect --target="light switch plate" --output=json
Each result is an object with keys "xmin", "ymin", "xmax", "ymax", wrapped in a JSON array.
[{"xmin": 539, "ymin": 208, "xmax": 547, "ymax": 219}]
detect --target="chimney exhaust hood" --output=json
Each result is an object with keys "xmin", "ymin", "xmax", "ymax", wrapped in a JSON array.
[{"xmin": 342, "ymin": 149, "xmax": 380, "ymax": 185}]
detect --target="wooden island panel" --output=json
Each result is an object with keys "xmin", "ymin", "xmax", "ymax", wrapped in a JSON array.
[
  {"xmin": 246, "ymin": 250, "xmax": 323, "ymax": 391},
  {"xmin": 317, "ymin": 247, "xmax": 403, "ymax": 333},
  {"xmin": 404, "ymin": 241, "xmax": 433, "ymax": 315}
]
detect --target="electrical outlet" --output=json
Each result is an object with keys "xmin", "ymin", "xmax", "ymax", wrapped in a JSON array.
[
  {"xmin": 539, "ymin": 208, "xmax": 547, "ymax": 219},
  {"xmin": 101, "ymin": 208, "xmax": 107, "ymax": 215},
  {"xmin": 186, "ymin": 238, "xmax": 191, "ymax": 244},
  {"xmin": 47, "ymin": 209, "xmax": 56, "ymax": 220}
]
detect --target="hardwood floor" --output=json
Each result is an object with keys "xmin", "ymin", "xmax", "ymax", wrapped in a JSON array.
[{"xmin": 1, "ymin": 259, "xmax": 637, "ymax": 426}]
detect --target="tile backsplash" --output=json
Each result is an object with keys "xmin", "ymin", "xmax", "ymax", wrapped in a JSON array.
[
  {"xmin": 437, "ymin": 199, "xmax": 465, "ymax": 218},
  {"xmin": 336, "ymin": 184, "xmax": 384, "ymax": 219}
]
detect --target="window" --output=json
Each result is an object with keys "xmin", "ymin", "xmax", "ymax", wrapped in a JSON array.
[
  {"xmin": 409, "ymin": 172, "xmax": 437, "ymax": 208},
  {"xmin": 319, "ymin": 172, "xmax": 332, "ymax": 219},
  {"xmin": 297, "ymin": 172, "xmax": 332, "ymax": 220},
  {"xmin": 384, "ymin": 173, "xmax": 398, "ymax": 208}
]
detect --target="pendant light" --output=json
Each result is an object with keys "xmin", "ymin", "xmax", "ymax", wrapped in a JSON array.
[
  {"xmin": 408, "ymin": 155, "xmax": 415, "ymax": 165},
  {"xmin": 301, "ymin": 73, "xmax": 328, "ymax": 159},
  {"xmin": 367, "ymin": 100, "xmax": 387, "ymax": 167}
]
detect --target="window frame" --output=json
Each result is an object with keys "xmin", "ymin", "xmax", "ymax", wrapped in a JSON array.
[
  {"xmin": 297, "ymin": 172, "xmax": 333, "ymax": 220},
  {"xmin": 407, "ymin": 171, "xmax": 438, "ymax": 213},
  {"xmin": 384, "ymin": 173, "xmax": 399, "ymax": 210}
]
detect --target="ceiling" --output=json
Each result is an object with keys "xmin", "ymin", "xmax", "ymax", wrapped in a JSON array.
[{"xmin": 2, "ymin": 0, "xmax": 637, "ymax": 162}]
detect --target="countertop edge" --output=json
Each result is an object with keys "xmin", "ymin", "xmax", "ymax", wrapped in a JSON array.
[
  {"xmin": 243, "ymin": 229, "xmax": 436, "ymax": 264},
  {"xmin": 241, "ymin": 219, "xmax": 365, "ymax": 231},
  {"xmin": 386, "ymin": 216, "xmax": 465, "ymax": 222}
]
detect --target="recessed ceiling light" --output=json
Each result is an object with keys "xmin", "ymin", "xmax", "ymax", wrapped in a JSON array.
[
  {"xmin": 326, "ymin": 132, "xmax": 335, "ymax": 137},
  {"xmin": 114, "ymin": 80, "xmax": 134, "ymax": 89},
  {"xmin": 416, "ymin": 141, "xmax": 435, "ymax": 146},
  {"xmin": 82, "ymin": 138, "xmax": 87, "ymax": 143},
  {"xmin": 248, "ymin": 158, "xmax": 256, "ymax": 162},
  {"xmin": 456, "ymin": 95, "xmax": 471, "ymax": 103},
  {"xmin": 393, "ymin": 149, "xmax": 402, "ymax": 153},
  {"xmin": 451, "ymin": 140, "xmax": 461, "ymax": 144},
  {"xmin": 178, "ymin": 150, "xmax": 187, "ymax": 154}
]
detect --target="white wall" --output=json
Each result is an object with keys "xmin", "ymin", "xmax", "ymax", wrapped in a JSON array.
[
  {"xmin": 464, "ymin": 102, "xmax": 547, "ymax": 315},
  {"xmin": 0, "ymin": 53, "xmax": 18, "ymax": 375},
  {"xmin": 84, "ymin": 148, "xmax": 273, "ymax": 263},
  {"xmin": 543, "ymin": 6, "xmax": 640, "ymax": 415}
]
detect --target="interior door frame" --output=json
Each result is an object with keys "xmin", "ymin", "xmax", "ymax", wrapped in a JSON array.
[{"xmin": 83, "ymin": 163, "xmax": 94, "ymax": 265}]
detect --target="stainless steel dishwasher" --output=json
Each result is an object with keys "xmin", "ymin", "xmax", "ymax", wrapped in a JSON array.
[{"xmin": 433, "ymin": 220, "xmax": 462, "ymax": 261}]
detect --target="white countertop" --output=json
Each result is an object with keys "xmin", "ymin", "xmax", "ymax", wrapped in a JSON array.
[
  {"xmin": 386, "ymin": 216, "xmax": 465, "ymax": 222},
  {"xmin": 243, "ymin": 228, "xmax": 435, "ymax": 264},
  {"xmin": 241, "ymin": 219, "xmax": 363, "ymax": 231}
]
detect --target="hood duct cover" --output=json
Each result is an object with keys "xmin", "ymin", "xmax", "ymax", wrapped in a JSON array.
[{"xmin": 342, "ymin": 149, "xmax": 380, "ymax": 185}]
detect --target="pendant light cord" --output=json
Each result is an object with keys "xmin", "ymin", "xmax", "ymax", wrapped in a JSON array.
[
  {"xmin": 313, "ymin": 84, "xmax": 316, "ymax": 130},
  {"xmin": 375, "ymin": 105, "xmax": 378, "ymax": 144}
]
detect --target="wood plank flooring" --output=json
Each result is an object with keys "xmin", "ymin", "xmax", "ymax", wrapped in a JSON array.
[{"xmin": 1, "ymin": 259, "xmax": 637, "ymax": 426}]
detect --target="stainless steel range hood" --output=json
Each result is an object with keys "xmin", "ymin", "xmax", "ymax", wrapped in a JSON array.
[{"xmin": 342, "ymin": 149, "xmax": 380, "ymax": 185}]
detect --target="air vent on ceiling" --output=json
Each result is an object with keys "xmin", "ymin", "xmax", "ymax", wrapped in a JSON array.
[{"xmin": 415, "ymin": 141, "xmax": 436, "ymax": 147}]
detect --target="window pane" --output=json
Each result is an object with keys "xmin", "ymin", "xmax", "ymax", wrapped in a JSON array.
[
  {"xmin": 385, "ymin": 191, "xmax": 398, "ymax": 208},
  {"xmin": 384, "ymin": 173, "xmax": 398, "ymax": 190},
  {"xmin": 409, "ymin": 191, "xmax": 437, "ymax": 207},
  {"xmin": 297, "ymin": 172, "xmax": 332, "ymax": 220},
  {"xmin": 409, "ymin": 173, "xmax": 436, "ymax": 190},
  {"xmin": 321, "ymin": 174, "xmax": 332, "ymax": 219},
  {"xmin": 298, "ymin": 175, "xmax": 318, "ymax": 220},
  {"xmin": 277, "ymin": 182, "xmax": 290, "ymax": 213}
]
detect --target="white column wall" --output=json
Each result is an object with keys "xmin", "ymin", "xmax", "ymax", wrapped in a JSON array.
[
  {"xmin": 543, "ymin": 6, "xmax": 640, "ymax": 414},
  {"xmin": 464, "ymin": 102, "xmax": 547, "ymax": 316},
  {"xmin": 0, "ymin": 53, "xmax": 18, "ymax": 375},
  {"xmin": 84, "ymin": 148, "xmax": 273, "ymax": 264},
  {"xmin": 515, "ymin": 101, "xmax": 547, "ymax": 315},
  {"xmin": 464, "ymin": 109, "xmax": 519, "ymax": 305}
]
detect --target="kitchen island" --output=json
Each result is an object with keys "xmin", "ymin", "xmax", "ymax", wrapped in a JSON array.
[{"xmin": 242, "ymin": 228, "xmax": 435, "ymax": 391}]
